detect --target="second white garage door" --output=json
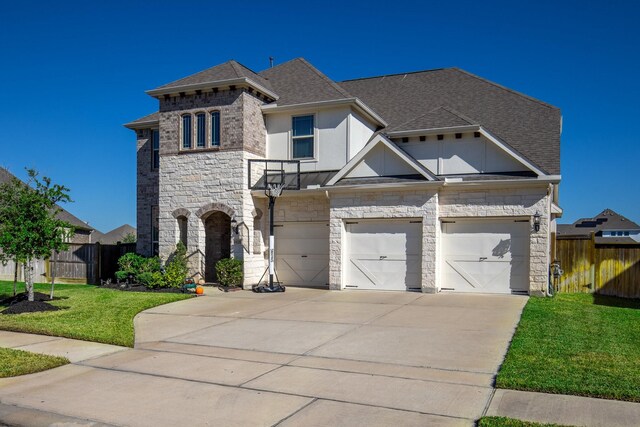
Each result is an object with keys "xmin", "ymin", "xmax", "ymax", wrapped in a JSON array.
[
  {"xmin": 275, "ymin": 222, "xmax": 329, "ymax": 287},
  {"xmin": 441, "ymin": 219, "xmax": 530, "ymax": 294},
  {"xmin": 345, "ymin": 219, "xmax": 422, "ymax": 291}
]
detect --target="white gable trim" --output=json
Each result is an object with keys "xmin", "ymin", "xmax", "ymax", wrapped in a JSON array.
[
  {"xmin": 479, "ymin": 127, "xmax": 547, "ymax": 176},
  {"xmin": 327, "ymin": 134, "xmax": 437, "ymax": 186}
]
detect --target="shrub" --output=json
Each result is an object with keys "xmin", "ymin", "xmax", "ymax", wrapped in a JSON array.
[
  {"xmin": 137, "ymin": 271, "xmax": 164, "ymax": 289},
  {"xmin": 115, "ymin": 252, "xmax": 161, "ymax": 285},
  {"xmin": 215, "ymin": 258, "xmax": 243, "ymax": 287},
  {"xmin": 164, "ymin": 242, "xmax": 189, "ymax": 288}
]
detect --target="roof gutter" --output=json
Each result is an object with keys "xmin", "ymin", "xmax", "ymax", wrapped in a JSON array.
[
  {"xmin": 124, "ymin": 119, "xmax": 159, "ymax": 130},
  {"xmin": 145, "ymin": 77, "xmax": 280, "ymax": 101},
  {"xmin": 261, "ymin": 97, "xmax": 387, "ymax": 128}
]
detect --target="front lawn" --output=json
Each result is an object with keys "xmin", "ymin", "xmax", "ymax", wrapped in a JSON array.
[
  {"xmin": 497, "ymin": 293, "xmax": 640, "ymax": 402},
  {"xmin": 0, "ymin": 281, "xmax": 191, "ymax": 347},
  {"xmin": 0, "ymin": 347, "xmax": 69, "ymax": 377}
]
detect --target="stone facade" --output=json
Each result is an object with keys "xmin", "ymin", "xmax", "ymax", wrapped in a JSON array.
[
  {"xmin": 328, "ymin": 189, "xmax": 439, "ymax": 293},
  {"xmin": 136, "ymin": 128, "xmax": 159, "ymax": 256},
  {"xmin": 150, "ymin": 88, "xmax": 269, "ymax": 284},
  {"xmin": 439, "ymin": 186, "xmax": 551, "ymax": 296}
]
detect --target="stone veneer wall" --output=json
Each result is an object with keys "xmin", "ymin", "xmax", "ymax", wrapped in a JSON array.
[
  {"xmin": 438, "ymin": 186, "xmax": 551, "ymax": 296},
  {"xmin": 329, "ymin": 189, "xmax": 439, "ymax": 292},
  {"xmin": 136, "ymin": 128, "xmax": 159, "ymax": 256},
  {"xmin": 153, "ymin": 89, "xmax": 268, "ymax": 285}
]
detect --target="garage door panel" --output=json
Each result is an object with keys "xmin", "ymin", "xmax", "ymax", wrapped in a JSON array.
[
  {"xmin": 275, "ymin": 222, "xmax": 329, "ymax": 287},
  {"xmin": 442, "ymin": 220, "xmax": 530, "ymax": 294},
  {"xmin": 346, "ymin": 220, "xmax": 422, "ymax": 291}
]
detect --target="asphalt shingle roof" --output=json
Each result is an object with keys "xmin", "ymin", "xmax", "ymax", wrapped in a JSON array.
[
  {"xmin": 154, "ymin": 60, "xmax": 273, "ymax": 93},
  {"xmin": 388, "ymin": 106, "xmax": 478, "ymax": 132},
  {"xmin": 95, "ymin": 224, "xmax": 136, "ymax": 244},
  {"xmin": 125, "ymin": 111, "xmax": 159, "ymax": 128},
  {"xmin": 340, "ymin": 68, "xmax": 561, "ymax": 174},
  {"xmin": 259, "ymin": 58, "xmax": 354, "ymax": 106}
]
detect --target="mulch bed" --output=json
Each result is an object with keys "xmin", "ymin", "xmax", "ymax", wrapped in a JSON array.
[
  {"xmin": 99, "ymin": 282, "xmax": 185, "ymax": 293},
  {"xmin": 1, "ymin": 292, "xmax": 60, "ymax": 315}
]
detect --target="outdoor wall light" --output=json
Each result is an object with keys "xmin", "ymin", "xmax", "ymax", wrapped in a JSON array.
[
  {"xmin": 533, "ymin": 211, "xmax": 541, "ymax": 232},
  {"xmin": 230, "ymin": 218, "xmax": 239, "ymax": 235}
]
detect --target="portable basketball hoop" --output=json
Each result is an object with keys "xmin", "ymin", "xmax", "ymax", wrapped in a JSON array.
[{"xmin": 248, "ymin": 160, "xmax": 300, "ymax": 293}]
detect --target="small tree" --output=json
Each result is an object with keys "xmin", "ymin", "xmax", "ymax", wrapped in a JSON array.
[
  {"xmin": 0, "ymin": 169, "xmax": 74, "ymax": 302},
  {"xmin": 122, "ymin": 232, "xmax": 136, "ymax": 244}
]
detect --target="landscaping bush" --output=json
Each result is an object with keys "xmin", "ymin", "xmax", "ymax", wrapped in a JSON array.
[
  {"xmin": 115, "ymin": 252, "xmax": 161, "ymax": 286},
  {"xmin": 164, "ymin": 242, "xmax": 189, "ymax": 288},
  {"xmin": 215, "ymin": 258, "xmax": 243, "ymax": 287},
  {"xmin": 137, "ymin": 271, "xmax": 164, "ymax": 289}
]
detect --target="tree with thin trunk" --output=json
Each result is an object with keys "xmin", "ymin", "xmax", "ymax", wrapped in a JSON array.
[{"xmin": 0, "ymin": 169, "xmax": 73, "ymax": 302}]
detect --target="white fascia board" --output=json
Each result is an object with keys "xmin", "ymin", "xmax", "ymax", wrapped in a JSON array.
[
  {"xmin": 326, "ymin": 134, "xmax": 437, "ymax": 186},
  {"xmin": 479, "ymin": 127, "xmax": 547, "ymax": 176},
  {"xmin": 146, "ymin": 78, "xmax": 279, "ymax": 100},
  {"xmin": 386, "ymin": 125, "xmax": 480, "ymax": 138},
  {"xmin": 442, "ymin": 176, "xmax": 560, "ymax": 189},
  {"xmin": 552, "ymin": 202, "xmax": 563, "ymax": 215},
  {"xmin": 123, "ymin": 119, "xmax": 159, "ymax": 130},
  {"xmin": 261, "ymin": 98, "xmax": 387, "ymax": 128}
]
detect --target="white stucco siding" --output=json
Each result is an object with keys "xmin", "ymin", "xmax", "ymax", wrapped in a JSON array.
[
  {"xmin": 347, "ymin": 143, "xmax": 416, "ymax": 178},
  {"xmin": 265, "ymin": 107, "xmax": 351, "ymax": 172},
  {"xmin": 400, "ymin": 133, "xmax": 528, "ymax": 175},
  {"xmin": 348, "ymin": 111, "xmax": 377, "ymax": 160}
]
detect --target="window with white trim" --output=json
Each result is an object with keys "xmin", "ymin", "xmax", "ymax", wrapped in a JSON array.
[{"xmin": 292, "ymin": 115, "xmax": 314, "ymax": 159}]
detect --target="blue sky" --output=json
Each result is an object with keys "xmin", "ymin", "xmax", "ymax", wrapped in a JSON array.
[{"xmin": 1, "ymin": 0, "xmax": 638, "ymax": 232}]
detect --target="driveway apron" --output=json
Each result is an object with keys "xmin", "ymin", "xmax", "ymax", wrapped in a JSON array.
[{"xmin": 0, "ymin": 288, "xmax": 527, "ymax": 426}]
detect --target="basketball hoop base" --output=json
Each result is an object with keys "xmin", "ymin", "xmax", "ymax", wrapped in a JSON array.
[{"xmin": 252, "ymin": 283, "xmax": 286, "ymax": 293}]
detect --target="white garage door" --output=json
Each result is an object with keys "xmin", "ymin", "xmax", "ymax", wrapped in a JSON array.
[
  {"xmin": 441, "ymin": 219, "xmax": 530, "ymax": 294},
  {"xmin": 346, "ymin": 220, "xmax": 422, "ymax": 291},
  {"xmin": 275, "ymin": 222, "xmax": 329, "ymax": 287}
]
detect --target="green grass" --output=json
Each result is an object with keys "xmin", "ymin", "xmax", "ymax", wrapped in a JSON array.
[
  {"xmin": 0, "ymin": 347, "xmax": 69, "ymax": 377},
  {"xmin": 478, "ymin": 416, "xmax": 569, "ymax": 427},
  {"xmin": 0, "ymin": 281, "xmax": 192, "ymax": 347},
  {"xmin": 497, "ymin": 293, "xmax": 640, "ymax": 402}
]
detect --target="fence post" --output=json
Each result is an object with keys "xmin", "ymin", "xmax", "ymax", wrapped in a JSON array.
[{"xmin": 589, "ymin": 232, "xmax": 596, "ymax": 292}]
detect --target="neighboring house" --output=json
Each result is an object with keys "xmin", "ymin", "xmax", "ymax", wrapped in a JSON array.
[
  {"xmin": 93, "ymin": 224, "xmax": 137, "ymax": 245},
  {"xmin": 0, "ymin": 167, "xmax": 94, "ymax": 244},
  {"xmin": 125, "ymin": 58, "xmax": 562, "ymax": 295},
  {"xmin": 558, "ymin": 209, "xmax": 640, "ymax": 245}
]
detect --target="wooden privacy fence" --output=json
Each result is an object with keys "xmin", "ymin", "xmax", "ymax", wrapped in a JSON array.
[
  {"xmin": 48, "ymin": 242, "xmax": 137, "ymax": 285},
  {"xmin": 556, "ymin": 235, "xmax": 640, "ymax": 298}
]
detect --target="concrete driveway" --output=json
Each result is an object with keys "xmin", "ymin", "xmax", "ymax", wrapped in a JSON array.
[{"xmin": 0, "ymin": 288, "xmax": 527, "ymax": 426}]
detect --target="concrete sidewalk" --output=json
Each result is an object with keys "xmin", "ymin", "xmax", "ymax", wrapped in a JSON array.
[
  {"xmin": 1, "ymin": 289, "xmax": 639, "ymax": 427},
  {"xmin": 0, "ymin": 330, "xmax": 127, "ymax": 363}
]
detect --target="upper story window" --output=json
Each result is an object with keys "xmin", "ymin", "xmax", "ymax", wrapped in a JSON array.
[
  {"xmin": 151, "ymin": 129, "xmax": 160, "ymax": 170},
  {"xmin": 292, "ymin": 115, "xmax": 314, "ymax": 159},
  {"xmin": 196, "ymin": 113, "xmax": 206, "ymax": 148},
  {"xmin": 180, "ymin": 112, "xmax": 221, "ymax": 150},
  {"xmin": 211, "ymin": 111, "xmax": 220, "ymax": 146},
  {"xmin": 182, "ymin": 115, "xmax": 192, "ymax": 149}
]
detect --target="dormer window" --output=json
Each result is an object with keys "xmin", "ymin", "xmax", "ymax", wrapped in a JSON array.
[
  {"xmin": 292, "ymin": 115, "xmax": 314, "ymax": 159},
  {"xmin": 182, "ymin": 115, "xmax": 192, "ymax": 149}
]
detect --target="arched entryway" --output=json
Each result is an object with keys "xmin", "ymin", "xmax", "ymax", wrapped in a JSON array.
[{"xmin": 202, "ymin": 211, "xmax": 231, "ymax": 282}]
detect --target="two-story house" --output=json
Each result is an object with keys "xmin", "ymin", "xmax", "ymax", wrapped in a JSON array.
[{"xmin": 125, "ymin": 58, "xmax": 562, "ymax": 296}]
